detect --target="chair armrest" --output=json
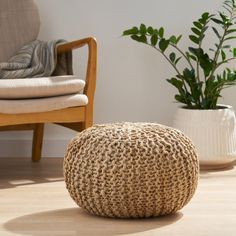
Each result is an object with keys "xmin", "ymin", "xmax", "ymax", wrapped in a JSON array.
[
  {"xmin": 56, "ymin": 37, "xmax": 97, "ymax": 103},
  {"xmin": 57, "ymin": 37, "xmax": 96, "ymax": 54}
]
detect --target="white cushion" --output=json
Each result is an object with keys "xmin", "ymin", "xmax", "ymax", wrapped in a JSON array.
[
  {"xmin": 0, "ymin": 94, "xmax": 88, "ymax": 114},
  {"xmin": 0, "ymin": 76, "xmax": 85, "ymax": 99}
]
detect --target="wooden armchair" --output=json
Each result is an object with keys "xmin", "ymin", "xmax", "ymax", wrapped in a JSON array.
[{"xmin": 0, "ymin": 1, "xmax": 97, "ymax": 161}]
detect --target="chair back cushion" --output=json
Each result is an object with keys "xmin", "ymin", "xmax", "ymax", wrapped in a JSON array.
[{"xmin": 0, "ymin": 0, "xmax": 40, "ymax": 62}]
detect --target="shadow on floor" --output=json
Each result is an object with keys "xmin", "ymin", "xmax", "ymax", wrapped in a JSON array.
[
  {"xmin": 200, "ymin": 161, "xmax": 236, "ymax": 179},
  {"xmin": 4, "ymin": 208, "xmax": 183, "ymax": 236},
  {"xmin": 0, "ymin": 158, "xmax": 64, "ymax": 189}
]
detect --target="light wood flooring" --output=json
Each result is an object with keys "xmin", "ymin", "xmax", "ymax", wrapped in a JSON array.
[{"xmin": 0, "ymin": 158, "xmax": 236, "ymax": 236}]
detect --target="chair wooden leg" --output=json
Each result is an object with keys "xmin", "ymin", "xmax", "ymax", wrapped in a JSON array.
[
  {"xmin": 81, "ymin": 105, "xmax": 93, "ymax": 130},
  {"xmin": 80, "ymin": 121, "xmax": 92, "ymax": 131},
  {"xmin": 32, "ymin": 124, "xmax": 44, "ymax": 162}
]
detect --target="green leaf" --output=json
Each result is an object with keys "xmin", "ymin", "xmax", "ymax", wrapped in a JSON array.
[
  {"xmin": 212, "ymin": 27, "xmax": 221, "ymax": 39},
  {"xmin": 147, "ymin": 26, "xmax": 154, "ymax": 35},
  {"xmin": 221, "ymin": 50, "xmax": 226, "ymax": 61},
  {"xmin": 200, "ymin": 54, "xmax": 213, "ymax": 77},
  {"xmin": 199, "ymin": 31, "xmax": 205, "ymax": 40},
  {"xmin": 159, "ymin": 39, "xmax": 169, "ymax": 52},
  {"xmin": 202, "ymin": 26, "xmax": 209, "ymax": 34},
  {"xmin": 189, "ymin": 47, "xmax": 212, "ymax": 76},
  {"xmin": 226, "ymin": 28, "xmax": 236, "ymax": 34},
  {"xmin": 189, "ymin": 55, "xmax": 197, "ymax": 61},
  {"xmin": 189, "ymin": 35, "xmax": 200, "ymax": 44},
  {"xmin": 211, "ymin": 18, "xmax": 224, "ymax": 25},
  {"xmin": 169, "ymin": 35, "xmax": 177, "ymax": 44},
  {"xmin": 167, "ymin": 78, "xmax": 183, "ymax": 90},
  {"xmin": 176, "ymin": 35, "xmax": 182, "ymax": 44},
  {"xmin": 169, "ymin": 52, "xmax": 176, "ymax": 63},
  {"xmin": 226, "ymin": 22, "xmax": 233, "ymax": 27},
  {"xmin": 174, "ymin": 94, "xmax": 186, "ymax": 104},
  {"xmin": 140, "ymin": 24, "xmax": 146, "ymax": 34},
  {"xmin": 219, "ymin": 12, "xmax": 228, "ymax": 22},
  {"xmin": 191, "ymin": 27, "xmax": 201, "ymax": 36},
  {"xmin": 233, "ymin": 48, "xmax": 236, "ymax": 57},
  {"xmin": 199, "ymin": 34, "xmax": 206, "ymax": 42},
  {"xmin": 175, "ymin": 57, "xmax": 182, "ymax": 65},
  {"xmin": 151, "ymin": 34, "xmax": 158, "ymax": 46},
  {"xmin": 193, "ymin": 21, "xmax": 203, "ymax": 29},
  {"xmin": 122, "ymin": 27, "xmax": 139, "ymax": 36},
  {"xmin": 202, "ymin": 12, "xmax": 210, "ymax": 20},
  {"xmin": 186, "ymin": 51, "xmax": 197, "ymax": 61},
  {"xmin": 131, "ymin": 34, "xmax": 147, "ymax": 43},
  {"xmin": 199, "ymin": 12, "xmax": 210, "ymax": 24},
  {"xmin": 189, "ymin": 47, "xmax": 199, "ymax": 56},
  {"xmin": 199, "ymin": 18, "xmax": 206, "ymax": 24},
  {"xmin": 153, "ymin": 29, "xmax": 158, "ymax": 35},
  {"xmin": 225, "ymin": 36, "xmax": 236, "ymax": 41},
  {"xmin": 167, "ymin": 78, "xmax": 188, "ymax": 104},
  {"xmin": 139, "ymin": 35, "xmax": 147, "ymax": 43},
  {"xmin": 130, "ymin": 35, "xmax": 140, "ymax": 42},
  {"xmin": 226, "ymin": 69, "xmax": 236, "ymax": 81},
  {"xmin": 159, "ymin": 27, "xmax": 164, "ymax": 38},
  {"xmin": 183, "ymin": 68, "xmax": 195, "ymax": 79}
]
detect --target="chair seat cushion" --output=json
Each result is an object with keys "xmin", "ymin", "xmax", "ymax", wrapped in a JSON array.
[
  {"xmin": 0, "ymin": 76, "xmax": 85, "ymax": 99},
  {"xmin": 0, "ymin": 94, "xmax": 88, "ymax": 114}
]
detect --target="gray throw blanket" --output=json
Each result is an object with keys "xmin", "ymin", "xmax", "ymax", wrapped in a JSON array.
[{"xmin": 0, "ymin": 40, "xmax": 73, "ymax": 79}]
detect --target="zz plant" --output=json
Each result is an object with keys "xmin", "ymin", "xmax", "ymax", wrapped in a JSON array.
[{"xmin": 123, "ymin": 0, "xmax": 236, "ymax": 109}]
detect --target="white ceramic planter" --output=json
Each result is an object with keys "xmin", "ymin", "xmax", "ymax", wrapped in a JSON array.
[{"xmin": 173, "ymin": 105, "xmax": 236, "ymax": 169}]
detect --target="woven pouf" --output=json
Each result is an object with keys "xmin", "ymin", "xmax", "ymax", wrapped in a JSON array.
[{"xmin": 64, "ymin": 122, "xmax": 199, "ymax": 218}]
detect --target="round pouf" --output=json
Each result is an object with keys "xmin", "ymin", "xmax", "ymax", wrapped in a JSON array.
[{"xmin": 64, "ymin": 122, "xmax": 199, "ymax": 218}]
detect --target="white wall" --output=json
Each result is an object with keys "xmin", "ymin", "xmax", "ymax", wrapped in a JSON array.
[{"xmin": 1, "ymin": 0, "xmax": 236, "ymax": 157}]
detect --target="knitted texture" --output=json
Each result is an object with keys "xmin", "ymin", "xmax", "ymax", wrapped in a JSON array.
[{"xmin": 64, "ymin": 122, "xmax": 199, "ymax": 218}]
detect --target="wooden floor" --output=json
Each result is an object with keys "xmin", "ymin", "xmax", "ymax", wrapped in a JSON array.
[{"xmin": 0, "ymin": 158, "xmax": 236, "ymax": 236}]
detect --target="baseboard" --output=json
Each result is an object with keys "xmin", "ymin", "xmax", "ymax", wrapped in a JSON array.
[{"xmin": 0, "ymin": 139, "xmax": 70, "ymax": 158}]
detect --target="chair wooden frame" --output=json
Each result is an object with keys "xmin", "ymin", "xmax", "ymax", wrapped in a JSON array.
[{"xmin": 0, "ymin": 37, "xmax": 97, "ymax": 162}]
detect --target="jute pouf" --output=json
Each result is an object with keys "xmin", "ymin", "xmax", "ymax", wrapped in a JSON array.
[{"xmin": 64, "ymin": 122, "xmax": 199, "ymax": 218}]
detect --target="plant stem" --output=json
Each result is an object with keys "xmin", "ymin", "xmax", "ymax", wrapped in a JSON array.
[
  {"xmin": 170, "ymin": 44, "xmax": 194, "ymax": 70},
  {"xmin": 150, "ymin": 45, "xmax": 191, "ymax": 106},
  {"xmin": 149, "ymin": 45, "xmax": 181, "ymax": 75},
  {"xmin": 212, "ymin": 31, "xmax": 227, "ymax": 72},
  {"xmin": 146, "ymin": 32, "xmax": 194, "ymax": 69},
  {"xmin": 204, "ymin": 8, "xmax": 235, "ymax": 108},
  {"xmin": 196, "ymin": 20, "xmax": 211, "ymax": 106},
  {"xmin": 216, "ymin": 57, "xmax": 236, "ymax": 69},
  {"xmin": 208, "ymin": 10, "xmax": 235, "ymax": 79}
]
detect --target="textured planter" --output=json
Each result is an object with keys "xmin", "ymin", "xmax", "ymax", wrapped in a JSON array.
[{"xmin": 173, "ymin": 105, "xmax": 236, "ymax": 169}]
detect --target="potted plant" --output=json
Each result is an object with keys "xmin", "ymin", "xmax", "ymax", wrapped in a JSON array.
[{"xmin": 122, "ymin": 0, "xmax": 236, "ymax": 169}]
